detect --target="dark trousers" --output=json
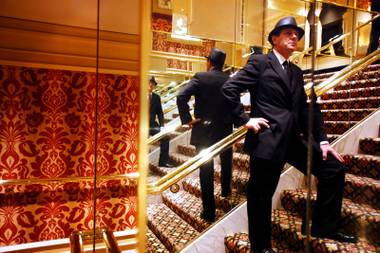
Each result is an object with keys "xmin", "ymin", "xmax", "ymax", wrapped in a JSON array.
[
  {"xmin": 150, "ymin": 127, "xmax": 170, "ymax": 166},
  {"xmin": 197, "ymin": 146, "xmax": 233, "ymax": 218},
  {"xmin": 247, "ymin": 140, "xmax": 346, "ymax": 251},
  {"xmin": 367, "ymin": 17, "xmax": 380, "ymax": 55},
  {"xmin": 322, "ymin": 20, "xmax": 345, "ymax": 55}
]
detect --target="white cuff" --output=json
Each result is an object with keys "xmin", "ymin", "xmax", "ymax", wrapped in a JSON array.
[{"xmin": 320, "ymin": 141, "xmax": 329, "ymax": 145}]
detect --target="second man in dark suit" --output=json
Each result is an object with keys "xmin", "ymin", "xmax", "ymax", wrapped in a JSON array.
[
  {"xmin": 149, "ymin": 76, "xmax": 172, "ymax": 167},
  {"xmin": 177, "ymin": 48, "xmax": 233, "ymax": 222}
]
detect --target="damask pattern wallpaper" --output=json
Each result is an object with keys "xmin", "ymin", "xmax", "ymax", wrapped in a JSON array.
[
  {"xmin": 0, "ymin": 65, "xmax": 139, "ymax": 245},
  {"xmin": 151, "ymin": 12, "xmax": 215, "ymax": 58}
]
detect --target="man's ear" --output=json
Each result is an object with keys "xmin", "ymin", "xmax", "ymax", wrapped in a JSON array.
[{"xmin": 271, "ymin": 35, "xmax": 278, "ymax": 46}]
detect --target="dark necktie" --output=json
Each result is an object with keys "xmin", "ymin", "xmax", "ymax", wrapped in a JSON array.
[
  {"xmin": 283, "ymin": 61, "xmax": 290, "ymax": 74},
  {"xmin": 283, "ymin": 61, "xmax": 292, "ymax": 88}
]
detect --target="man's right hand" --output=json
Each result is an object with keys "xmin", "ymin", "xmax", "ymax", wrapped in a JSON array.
[
  {"xmin": 245, "ymin": 118, "xmax": 269, "ymax": 133},
  {"xmin": 187, "ymin": 118, "xmax": 201, "ymax": 128}
]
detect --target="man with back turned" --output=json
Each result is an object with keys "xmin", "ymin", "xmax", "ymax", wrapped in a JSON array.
[
  {"xmin": 222, "ymin": 16, "xmax": 357, "ymax": 253},
  {"xmin": 177, "ymin": 48, "xmax": 233, "ymax": 222}
]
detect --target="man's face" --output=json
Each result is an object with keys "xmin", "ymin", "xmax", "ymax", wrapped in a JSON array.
[
  {"xmin": 148, "ymin": 81, "xmax": 155, "ymax": 92},
  {"xmin": 272, "ymin": 28, "xmax": 299, "ymax": 56}
]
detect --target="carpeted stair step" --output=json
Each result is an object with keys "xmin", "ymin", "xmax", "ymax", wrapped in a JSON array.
[
  {"xmin": 280, "ymin": 189, "xmax": 380, "ymax": 246},
  {"xmin": 214, "ymin": 164, "xmax": 249, "ymax": 194},
  {"xmin": 234, "ymin": 139, "xmax": 245, "ymax": 154},
  {"xmin": 344, "ymin": 173, "xmax": 380, "ymax": 209},
  {"xmin": 324, "ymin": 121, "xmax": 357, "ymax": 135},
  {"xmin": 162, "ymin": 190, "xmax": 224, "ymax": 232},
  {"xmin": 149, "ymin": 163, "xmax": 177, "ymax": 177},
  {"xmin": 319, "ymin": 97, "xmax": 380, "ymax": 110},
  {"xmin": 335, "ymin": 77, "xmax": 380, "ymax": 91},
  {"xmin": 182, "ymin": 178, "xmax": 246, "ymax": 212},
  {"xmin": 359, "ymin": 138, "xmax": 380, "ymax": 156},
  {"xmin": 343, "ymin": 154, "xmax": 380, "ymax": 180},
  {"xmin": 177, "ymin": 144, "xmax": 197, "ymax": 157},
  {"xmin": 321, "ymin": 108, "xmax": 375, "ymax": 121},
  {"xmin": 233, "ymin": 153, "xmax": 250, "ymax": 172},
  {"xmin": 169, "ymin": 152, "xmax": 192, "ymax": 166},
  {"xmin": 224, "ymin": 210, "xmax": 378, "ymax": 252},
  {"xmin": 327, "ymin": 134, "xmax": 340, "ymax": 143},
  {"xmin": 224, "ymin": 232, "xmax": 290, "ymax": 253},
  {"xmin": 146, "ymin": 228, "xmax": 170, "ymax": 253},
  {"xmin": 336, "ymin": 79, "xmax": 380, "ymax": 92},
  {"xmin": 272, "ymin": 209, "xmax": 378, "ymax": 253},
  {"xmin": 147, "ymin": 203, "xmax": 199, "ymax": 253},
  {"xmin": 321, "ymin": 87, "xmax": 380, "ymax": 100}
]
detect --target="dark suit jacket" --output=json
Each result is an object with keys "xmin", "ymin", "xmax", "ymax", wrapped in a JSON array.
[
  {"xmin": 150, "ymin": 92, "xmax": 164, "ymax": 129},
  {"xmin": 222, "ymin": 51, "xmax": 327, "ymax": 162},
  {"xmin": 177, "ymin": 69, "xmax": 232, "ymax": 147}
]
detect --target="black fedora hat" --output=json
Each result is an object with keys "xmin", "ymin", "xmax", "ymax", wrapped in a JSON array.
[
  {"xmin": 149, "ymin": 76, "xmax": 157, "ymax": 86},
  {"xmin": 268, "ymin": 16, "xmax": 304, "ymax": 45},
  {"xmin": 206, "ymin": 48, "xmax": 226, "ymax": 68}
]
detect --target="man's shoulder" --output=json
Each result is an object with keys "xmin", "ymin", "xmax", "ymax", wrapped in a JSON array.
[
  {"xmin": 247, "ymin": 53, "xmax": 269, "ymax": 65},
  {"xmin": 196, "ymin": 70, "xmax": 228, "ymax": 79},
  {"xmin": 152, "ymin": 92, "xmax": 160, "ymax": 99}
]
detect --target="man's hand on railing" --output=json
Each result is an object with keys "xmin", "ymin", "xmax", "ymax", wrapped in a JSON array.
[
  {"xmin": 187, "ymin": 118, "xmax": 201, "ymax": 128},
  {"xmin": 244, "ymin": 117, "xmax": 269, "ymax": 134}
]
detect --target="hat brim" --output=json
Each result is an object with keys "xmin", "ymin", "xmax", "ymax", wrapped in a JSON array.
[{"xmin": 268, "ymin": 25, "xmax": 304, "ymax": 45}]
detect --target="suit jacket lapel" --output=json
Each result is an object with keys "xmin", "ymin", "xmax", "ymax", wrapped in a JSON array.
[{"xmin": 268, "ymin": 51, "xmax": 293, "ymax": 95}]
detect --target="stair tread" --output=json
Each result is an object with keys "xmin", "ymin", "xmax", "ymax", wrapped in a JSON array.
[
  {"xmin": 162, "ymin": 190, "xmax": 224, "ymax": 232},
  {"xmin": 146, "ymin": 228, "xmax": 170, "ymax": 253},
  {"xmin": 319, "ymin": 96, "xmax": 380, "ymax": 102},
  {"xmin": 272, "ymin": 209, "xmax": 378, "ymax": 253},
  {"xmin": 147, "ymin": 203, "xmax": 199, "ymax": 252},
  {"xmin": 215, "ymin": 164, "xmax": 249, "ymax": 194},
  {"xmin": 343, "ymin": 153, "xmax": 380, "ymax": 180},
  {"xmin": 183, "ymin": 177, "xmax": 246, "ymax": 212},
  {"xmin": 345, "ymin": 173, "xmax": 380, "ymax": 209},
  {"xmin": 224, "ymin": 209, "xmax": 378, "ymax": 253},
  {"xmin": 281, "ymin": 189, "xmax": 380, "ymax": 221},
  {"xmin": 324, "ymin": 120, "xmax": 359, "ymax": 123},
  {"xmin": 169, "ymin": 152, "xmax": 192, "ymax": 165},
  {"xmin": 321, "ymin": 108, "xmax": 377, "ymax": 112}
]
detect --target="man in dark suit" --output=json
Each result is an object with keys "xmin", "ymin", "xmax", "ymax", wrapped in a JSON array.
[
  {"xmin": 149, "ymin": 76, "xmax": 172, "ymax": 167},
  {"xmin": 177, "ymin": 48, "xmax": 233, "ymax": 222},
  {"xmin": 222, "ymin": 17, "xmax": 356, "ymax": 253}
]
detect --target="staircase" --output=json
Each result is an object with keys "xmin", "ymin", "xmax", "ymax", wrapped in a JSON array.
[{"xmin": 146, "ymin": 64, "xmax": 380, "ymax": 252}]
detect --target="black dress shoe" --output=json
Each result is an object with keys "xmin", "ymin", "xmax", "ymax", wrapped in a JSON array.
[
  {"xmin": 312, "ymin": 231, "xmax": 357, "ymax": 243},
  {"xmin": 200, "ymin": 211, "xmax": 215, "ymax": 223}
]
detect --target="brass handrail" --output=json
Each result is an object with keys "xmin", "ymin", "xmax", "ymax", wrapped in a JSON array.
[
  {"xmin": 147, "ymin": 49, "xmax": 380, "ymax": 194},
  {"xmin": 290, "ymin": 14, "xmax": 380, "ymax": 63},
  {"xmin": 0, "ymin": 172, "xmax": 139, "ymax": 186},
  {"xmin": 161, "ymin": 80, "xmax": 190, "ymax": 104},
  {"xmin": 147, "ymin": 126, "xmax": 247, "ymax": 194},
  {"xmin": 147, "ymin": 118, "xmax": 182, "ymax": 145},
  {"xmin": 305, "ymin": 49, "xmax": 380, "ymax": 96}
]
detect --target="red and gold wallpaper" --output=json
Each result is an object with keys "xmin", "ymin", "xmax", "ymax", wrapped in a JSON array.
[
  {"xmin": 0, "ymin": 65, "xmax": 139, "ymax": 245},
  {"xmin": 151, "ymin": 12, "xmax": 216, "ymax": 58}
]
